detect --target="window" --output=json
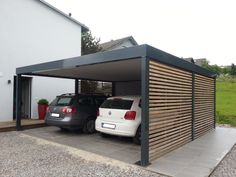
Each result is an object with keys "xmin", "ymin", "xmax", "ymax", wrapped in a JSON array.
[
  {"xmin": 55, "ymin": 97, "xmax": 73, "ymax": 106},
  {"xmin": 78, "ymin": 97, "xmax": 93, "ymax": 106},
  {"xmin": 94, "ymin": 97, "xmax": 106, "ymax": 106},
  {"xmin": 101, "ymin": 99, "xmax": 133, "ymax": 110}
]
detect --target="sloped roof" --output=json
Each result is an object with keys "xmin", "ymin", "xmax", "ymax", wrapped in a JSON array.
[
  {"xmin": 183, "ymin": 57, "xmax": 195, "ymax": 64},
  {"xmin": 39, "ymin": 0, "xmax": 89, "ymax": 32},
  {"xmin": 100, "ymin": 36, "xmax": 138, "ymax": 51}
]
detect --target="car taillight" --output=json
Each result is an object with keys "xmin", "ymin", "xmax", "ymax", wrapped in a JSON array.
[
  {"xmin": 61, "ymin": 107, "xmax": 77, "ymax": 113},
  {"xmin": 46, "ymin": 107, "xmax": 50, "ymax": 113},
  {"xmin": 124, "ymin": 111, "xmax": 136, "ymax": 120},
  {"xmin": 97, "ymin": 110, "xmax": 100, "ymax": 117}
]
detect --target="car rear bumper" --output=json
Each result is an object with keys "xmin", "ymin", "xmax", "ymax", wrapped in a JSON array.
[
  {"xmin": 45, "ymin": 117, "xmax": 83, "ymax": 129},
  {"xmin": 95, "ymin": 119, "xmax": 139, "ymax": 137}
]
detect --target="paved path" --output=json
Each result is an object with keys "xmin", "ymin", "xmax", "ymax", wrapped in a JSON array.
[
  {"xmin": 148, "ymin": 127, "xmax": 236, "ymax": 177},
  {"xmin": 210, "ymin": 144, "xmax": 236, "ymax": 177},
  {"xmin": 0, "ymin": 131, "xmax": 164, "ymax": 177}
]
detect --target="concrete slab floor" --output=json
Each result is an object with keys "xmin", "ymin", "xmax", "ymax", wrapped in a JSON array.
[
  {"xmin": 148, "ymin": 127, "xmax": 236, "ymax": 177},
  {"xmin": 23, "ymin": 126, "xmax": 140, "ymax": 164}
]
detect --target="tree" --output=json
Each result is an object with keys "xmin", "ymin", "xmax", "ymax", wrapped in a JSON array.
[
  {"xmin": 202, "ymin": 60, "xmax": 222, "ymax": 76},
  {"xmin": 230, "ymin": 63, "xmax": 236, "ymax": 76},
  {"xmin": 82, "ymin": 31, "xmax": 102, "ymax": 55},
  {"xmin": 81, "ymin": 31, "xmax": 102, "ymax": 93}
]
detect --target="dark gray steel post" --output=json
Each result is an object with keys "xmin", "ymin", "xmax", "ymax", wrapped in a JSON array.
[
  {"xmin": 192, "ymin": 73, "xmax": 195, "ymax": 140},
  {"xmin": 140, "ymin": 57, "xmax": 149, "ymax": 166},
  {"xmin": 16, "ymin": 74, "xmax": 22, "ymax": 131},
  {"xmin": 214, "ymin": 78, "xmax": 216, "ymax": 128},
  {"xmin": 75, "ymin": 79, "xmax": 79, "ymax": 96},
  {"xmin": 112, "ymin": 82, "xmax": 116, "ymax": 96}
]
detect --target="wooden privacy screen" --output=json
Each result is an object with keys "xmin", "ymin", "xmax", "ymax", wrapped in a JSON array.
[
  {"xmin": 149, "ymin": 60, "xmax": 193, "ymax": 161},
  {"xmin": 194, "ymin": 74, "xmax": 215, "ymax": 138}
]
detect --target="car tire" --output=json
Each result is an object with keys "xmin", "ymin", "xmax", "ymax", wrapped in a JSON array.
[
  {"xmin": 133, "ymin": 126, "xmax": 141, "ymax": 145},
  {"xmin": 83, "ymin": 119, "xmax": 96, "ymax": 134}
]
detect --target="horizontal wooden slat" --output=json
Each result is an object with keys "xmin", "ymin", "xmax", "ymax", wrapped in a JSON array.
[
  {"xmin": 150, "ymin": 76, "xmax": 192, "ymax": 87},
  {"xmin": 150, "ymin": 68, "xmax": 192, "ymax": 81},
  {"xmin": 149, "ymin": 116, "xmax": 192, "ymax": 132},
  {"xmin": 149, "ymin": 128, "xmax": 191, "ymax": 147},
  {"xmin": 150, "ymin": 88, "xmax": 192, "ymax": 94},
  {"xmin": 150, "ymin": 85, "xmax": 192, "ymax": 92},
  {"xmin": 150, "ymin": 72, "xmax": 192, "ymax": 84},
  {"xmin": 149, "ymin": 123, "xmax": 191, "ymax": 139},
  {"xmin": 149, "ymin": 63, "xmax": 191, "ymax": 78},
  {"xmin": 149, "ymin": 107, "xmax": 192, "ymax": 115},
  {"xmin": 149, "ymin": 126, "xmax": 192, "ymax": 142},
  {"xmin": 150, "ymin": 60, "xmax": 191, "ymax": 76},
  {"xmin": 150, "ymin": 139, "xmax": 191, "ymax": 161}
]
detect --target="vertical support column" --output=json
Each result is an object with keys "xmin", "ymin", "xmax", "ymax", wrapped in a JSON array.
[
  {"xmin": 112, "ymin": 82, "xmax": 116, "ymax": 96},
  {"xmin": 16, "ymin": 74, "xmax": 22, "ymax": 131},
  {"xmin": 140, "ymin": 57, "xmax": 149, "ymax": 166},
  {"xmin": 75, "ymin": 79, "xmax": 79, "ymax": 97},
  {"xmin": 214, "ymin": 78, "xmax": 216, "ymax": 129},
  {"xmin": 192, "ymin": 73, "xmax": 195, "ymax": 140}
]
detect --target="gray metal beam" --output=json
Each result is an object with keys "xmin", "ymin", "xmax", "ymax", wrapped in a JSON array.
[
  {"xmin": 146, "ymin": 45, "xmax": 217, "ymax": 78},
  {"xmin": 140, "ymin": 57, "xmax": 150, "ymax": 166},
  {"xmin": 214, "ymin": 78, "xmax": 216, "ymax": 128},
  {"xmin": 192, "ymin": 73, "xmax": 195, "ymax": 140},
  {"xmin": 16, "ymin": 45, "xmax": 216, "ymax": 79},
  {"xmin": 16, "ymin": 74, "xmax": 22, "ymax": 131},
  {"xmin": 16, "ymin": 45, "xmax": 147, "ymax": 75},
  {"xmin": 75, "ymin": 79, "xmax": 79, "ymax": 97}
]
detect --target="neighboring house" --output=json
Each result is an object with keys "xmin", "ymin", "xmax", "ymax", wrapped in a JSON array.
[
  {"xmin": 195, "ymin": 58, "xmax": 207, "ymax": 66},
  {"xmin": 0, "ymin": 0, "xmax": 88, "ymax": 122},
  {"xmin": 96, "ymin": 36, "xmax": 138, "ymax": 92},
  {"xmin": 183, "ymin": 57, "xmax": 207, "ymax": 67},
  {"xmin": 100, "ymin": 36, "xmax": 138, "ymax": 51},
  {"xmin": 183, "ymin": 57, "xmax": 195, "ymax": 64}
]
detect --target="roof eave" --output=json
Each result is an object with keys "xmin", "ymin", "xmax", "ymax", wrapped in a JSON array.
[{"xmin": 39, "ymin": 0, "xmax": 89, "ymax": 32}]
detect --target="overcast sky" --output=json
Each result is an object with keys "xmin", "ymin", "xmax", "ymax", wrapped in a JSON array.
[{"xmin": 46, "ymin": 0, "xmax": 236, "ymax": 66}]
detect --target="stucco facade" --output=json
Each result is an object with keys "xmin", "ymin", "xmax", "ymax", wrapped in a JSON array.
[{"xmin": 0, "ymin": 0, "xmax": 87, "ymax": 121}]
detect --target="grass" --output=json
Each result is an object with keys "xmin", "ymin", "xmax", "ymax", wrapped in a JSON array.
[{"xmin": 216, "ymin": 76, "xmax": 236, "ymax": 126}]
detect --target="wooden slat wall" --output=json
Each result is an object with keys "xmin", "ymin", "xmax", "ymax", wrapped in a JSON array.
[
  {"xmin": 194, "ymin": 74, "xmax": 215, "ymax": 138},
  {"xmin": 149, "ymin": 60, "xmax": 193, "ymax": 161}
]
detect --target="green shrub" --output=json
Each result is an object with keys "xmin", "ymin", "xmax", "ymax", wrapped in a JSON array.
[{"xmin": 37, "ymin": 99, "xmax": 49, "ymax": 105}]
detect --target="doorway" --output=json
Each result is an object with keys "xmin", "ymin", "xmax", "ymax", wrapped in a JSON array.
[{"xmin": 13, "ymin": 76, "xmax": 32, "ymax": 119}]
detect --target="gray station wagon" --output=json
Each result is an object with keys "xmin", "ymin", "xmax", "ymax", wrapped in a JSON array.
[{"xmin": 45, "ymin": 93, "xmax": 107, "ymax": 133}]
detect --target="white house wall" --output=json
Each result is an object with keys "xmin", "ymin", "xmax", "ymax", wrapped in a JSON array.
[{"xmin": 0, "ymin": 0, "xmax": 82, "ymax": 121}]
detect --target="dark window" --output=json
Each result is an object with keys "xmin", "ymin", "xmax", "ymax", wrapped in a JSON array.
[
  {"xmin": 51, "ymin": 97, "xmax": 73, "ymax": 106},
  {"xmin": 78, "ymin": 97, "xmax": 93, "ymax": 106},
  {"xmin": 139, "ymin": 99, "xmax": 142, "ymax": 108},
  {"xmin": 101, "ymin": 99, "xmax": 133, "ymax": 110},
  {"xmin": 94, "ymin": 97, "xmax": 106, "ymax": 106}
]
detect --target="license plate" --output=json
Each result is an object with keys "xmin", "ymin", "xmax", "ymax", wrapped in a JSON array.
[
  {"xmin": 102, "ymin": 123, "xmax": 116, "ymax": 129},
  {"xmin": 51, "ymin": 113, "xmax": 60, "ymax": 117}
]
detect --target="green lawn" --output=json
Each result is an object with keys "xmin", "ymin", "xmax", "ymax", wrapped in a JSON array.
[{"xmin": 216, "ymin": 79, "xmax": 236, "ymax": 126}]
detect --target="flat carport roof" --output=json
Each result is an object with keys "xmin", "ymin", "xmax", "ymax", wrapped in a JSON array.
[
  {"xmin": 16, "ymin": 44, "xmax": 216, "ymax": 80},
  {"xmin": 15, "ymin": 44, "xmax": 216, "ymax": 166}
]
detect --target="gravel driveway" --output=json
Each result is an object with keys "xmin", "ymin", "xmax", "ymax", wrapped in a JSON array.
[
  {"xmin": 0, "ymin": 131, "xmax": 164, "ymax": 177},
  {"xmin": 210, "ymin": 144, "xmax": 236, "ymax": 177}
]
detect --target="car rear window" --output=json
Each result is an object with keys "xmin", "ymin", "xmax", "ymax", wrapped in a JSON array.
[
  {"xmin": 55, "ymin": 97, "xmax": 73, "ymax": 106},
  {"xmin": 100, "ymin": 99, "xmax": 133, "ymax": 110}
]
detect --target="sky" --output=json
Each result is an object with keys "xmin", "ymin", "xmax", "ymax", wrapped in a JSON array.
[{"xmin": 46, "ymin": 0, "xmax": 236, "ymax": 66}]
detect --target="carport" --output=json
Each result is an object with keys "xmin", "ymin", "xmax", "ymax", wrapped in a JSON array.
[{"xmin": 15, "ymin": 44, "xmax": 216, "ymax": 166}]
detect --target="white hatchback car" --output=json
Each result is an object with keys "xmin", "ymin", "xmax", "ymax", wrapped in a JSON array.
[{"xmin": 95, "ymin": 96, "xmax": 141, "ymax": 144}]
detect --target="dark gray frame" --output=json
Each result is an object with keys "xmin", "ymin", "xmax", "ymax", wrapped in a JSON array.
[{"xmin": 15, "ymin": 44, "xmax": 216, "ymax": 166}]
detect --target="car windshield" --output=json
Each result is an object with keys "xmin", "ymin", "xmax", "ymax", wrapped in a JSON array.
[
  {"xmin": 100, "ymin": 99, "xmax": 133, "ymax": 110},
  {"xmin": 53, "ymin": 97, "xmax": 73, "ymax": 106}
]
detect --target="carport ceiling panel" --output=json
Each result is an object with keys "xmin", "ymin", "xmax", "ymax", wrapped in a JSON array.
[{"xmin": 35, "ymin": 59, "xmax": 141, "ymax": 81}]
